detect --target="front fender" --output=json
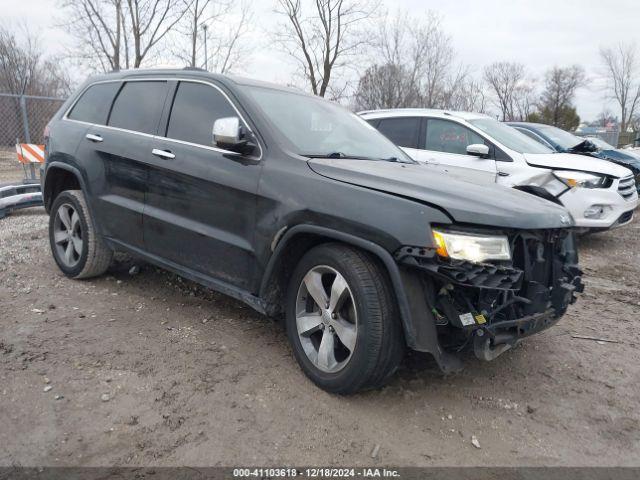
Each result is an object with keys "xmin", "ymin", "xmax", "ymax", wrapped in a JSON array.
[{"xmin": 260, "ymin": 224, "xmax": 462, "ymax": 373}]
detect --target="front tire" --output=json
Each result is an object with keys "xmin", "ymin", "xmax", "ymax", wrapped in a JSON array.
[
  {"xmin": 49, "ymin": 190, "xmax": 113, "ymax": 279},
  {"xmin": 285, "ymin": 244, "xmax": 404, "ymax": 394}
]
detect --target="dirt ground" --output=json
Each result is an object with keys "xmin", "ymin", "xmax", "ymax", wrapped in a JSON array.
[{"xmin": 1, "ymin": 156, "xmax": 639, "ymax": 467}]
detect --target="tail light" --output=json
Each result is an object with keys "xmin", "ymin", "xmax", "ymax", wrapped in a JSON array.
[{"xmin": 43, "ymin": 122, "xmax": 51, "ymax": 159}]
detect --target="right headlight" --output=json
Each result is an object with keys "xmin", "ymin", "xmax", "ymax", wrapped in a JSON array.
[
  {"xmin": 553, "ymin": 170, "xmax": 608, "ymax": 189},
  {"xmin": 432, "ymin": 229, "xmax": 511, "ymax": 263}
]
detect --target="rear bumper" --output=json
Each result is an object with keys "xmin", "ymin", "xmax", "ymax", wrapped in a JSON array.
[{"xmin": 0, "ymin": 183, "xmax": 43, "ymax": 219}]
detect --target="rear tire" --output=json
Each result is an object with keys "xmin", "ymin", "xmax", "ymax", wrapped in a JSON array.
[
  {"xmin": 285, "ymin": 243, "xmax": 404, "ymax": 394},
  {"xmin": 49, "ymin": 190, "xmax": 113, "ymax": 279}
]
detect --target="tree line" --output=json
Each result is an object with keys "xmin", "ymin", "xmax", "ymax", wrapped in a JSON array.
[{"xmin": 1, "ymin": 0, "xmax": 639, "ymax": 132}]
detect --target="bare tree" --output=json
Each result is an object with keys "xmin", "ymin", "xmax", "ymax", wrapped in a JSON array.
[
  {"xmin": 274, "ymin": 0, "xmax": 379, "ymax": 97},
  {"xmin": 205, "ymin": 0, "xmax": 253, "ymax": 73},
  {"xmin": 61, "ymin": 0, "xmax": 191, "ymax": 71},
  {"xmin": 126, "ymin": 0, "xmax": 191, "ymax": 67},
  {"xmin": 443, "ymin": 74, "xmax": 487, "ymax": 113},
  {"xmin": 600, "ymin": 42, "xmax": 640, "ymax": 132},
  {"xmin": 354, "ymin": 10, "xmax": 465, "ymax": 110},
  {"xmin": 0, "ymin": 25, "xmax": 71, "ymax": 96},
  {"xmin": 178, "ymin": 0, "xmax": 223, "ymax": 68},
  {"xmin": 60, "ymin": 0, "xmax": 129, "ymax": 71},
  {"xmin": 353, "ymin": 63, "xmax": 420, "ymax": 110},
  {"xmin": 538, "ymin": 65, "xmax": 585, "ymax": 126},
  {"xmin": 593, "ymin": 108, "xmax": 617, "ymax": 128},
  {"xmin": 483, "ymin": 61, "xmax": 526, "ymax": 121},
  {"xmin": 376, "ymin": 10, "xmax": 454, "ymax": 108},
  {"xmin": 513, "ymin": 81, "xmax": 537, "ymax": 121}
]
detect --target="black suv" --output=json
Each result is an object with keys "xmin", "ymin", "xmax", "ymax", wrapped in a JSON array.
[{"xmin": 42, "ymin": 69, "xmax": 583, "ymax": 393}]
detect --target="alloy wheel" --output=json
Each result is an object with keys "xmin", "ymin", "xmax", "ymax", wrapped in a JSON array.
[
  {"xmin": 53, "ymin": 203, "xmax": 83, "ymax": 268},
  {"xmin": 295, "ymin": 265, "xmax": 358, "ymax": 373}
]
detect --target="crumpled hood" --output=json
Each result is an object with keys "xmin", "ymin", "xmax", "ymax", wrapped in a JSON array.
[
  {"xmin": 308, "ymin": 158, "xmax": 574, "ymax": 229},
  {"xmin": 599, "ymin": 150, "xmax": 640, "ymax": 170},
  {"xmin": 523, "ymin": 152, "xmax": 633, "ymax": 178}
]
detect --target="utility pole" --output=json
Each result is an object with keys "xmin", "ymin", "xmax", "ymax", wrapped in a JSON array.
[{"xmin": 202, "ymin": 24, "xmax": 208, "ymax": 71}]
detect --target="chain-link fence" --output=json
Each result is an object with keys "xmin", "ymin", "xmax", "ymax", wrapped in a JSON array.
[
  {"xmin": 0, "ymin": 93, "xmax": 66, "ymax": 146},
  {"xmin": 575, "ymin": 130, "xmax": 620, "ymax": 148},
  {"xmin": 0, "ymin": 93, "xmax": 66, "ymax": 183}
]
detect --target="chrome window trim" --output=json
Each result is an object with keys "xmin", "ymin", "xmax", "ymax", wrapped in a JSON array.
[{"xmin": 62, "ymin": 76, "xmax": 263, "ymax": 160}]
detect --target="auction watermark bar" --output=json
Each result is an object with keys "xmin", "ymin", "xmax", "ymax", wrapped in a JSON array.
[{"xmin": 1, "ymin": 467, "xmax": 639, "ymax": 480}]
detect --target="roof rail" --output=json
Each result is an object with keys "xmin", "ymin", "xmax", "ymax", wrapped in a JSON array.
[{"xmin": 182, "ymin": 66, "xmax": 207, "ymax": 72}]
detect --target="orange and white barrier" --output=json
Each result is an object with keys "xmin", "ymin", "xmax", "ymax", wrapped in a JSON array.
[{"xmin": 16, "ymin": 143, "xmax": 45, "ymax": 164}]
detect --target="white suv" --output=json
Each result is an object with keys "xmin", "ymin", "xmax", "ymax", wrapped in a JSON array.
[{"xmin": 360, "ymin": 109, "xmax": 638, "ymax": 231}]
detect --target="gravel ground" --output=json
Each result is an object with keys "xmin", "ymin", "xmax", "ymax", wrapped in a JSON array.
[{"xmin": 1, "ymin": 155, "xmax": 639, "ymax": 467}]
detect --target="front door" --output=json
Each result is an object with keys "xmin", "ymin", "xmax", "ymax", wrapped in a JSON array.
[
  {"xmin": 143, "ymin": 80, "xmax": 262, "ymax": 291},
  {"xmin": 411, "ymin": 118, "xmax": 497, "ymax": 185}
]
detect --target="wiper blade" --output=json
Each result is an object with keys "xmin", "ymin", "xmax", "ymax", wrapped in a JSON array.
[
  {"xmin": 305, "ymin": 152, "xmax": 375, "ymax": 160},
  {"xmin": 304, "ymin": 152, "xmax": 414, "ymax": 163}
]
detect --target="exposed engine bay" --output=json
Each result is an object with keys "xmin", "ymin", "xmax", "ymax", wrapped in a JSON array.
[{"xmin": 396, "ymin": 229, "xmax": 584, "ymax": 361}]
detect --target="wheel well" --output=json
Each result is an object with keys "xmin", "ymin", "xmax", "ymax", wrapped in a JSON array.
[
  {"xmin": 260, "ymin": 232, "xmax": 389, "ymax": 318},
  {"xmin": 44, "ymin": 167, "xmax": 81, "ymax": 212}
]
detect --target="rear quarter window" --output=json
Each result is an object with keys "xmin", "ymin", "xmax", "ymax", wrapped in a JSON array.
[
  {"xmin": 67, "ymin": 82, "xmax": 120, "ymax": 125},
  {"xmin": 108, "ymin": 81, "xmax": 168, "ymax": 135}
]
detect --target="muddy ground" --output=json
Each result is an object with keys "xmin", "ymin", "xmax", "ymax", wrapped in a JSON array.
[{"xmin": 1, "ymin": 156, "xmax": 639, "ymax": 467}]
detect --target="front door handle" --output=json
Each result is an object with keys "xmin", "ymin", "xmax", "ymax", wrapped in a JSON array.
[
  {"xmin": 85, "ymin": 133, "xmax": 103, "ymax": 143},
  {"xmin": 152, "ymin": 148, "xmax": 176, "ymax": 160}
]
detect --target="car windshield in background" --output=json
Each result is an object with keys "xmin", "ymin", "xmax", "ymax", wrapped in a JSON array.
[
  {"xmin": 469, "ymin": 119, "xmax": 553, "ymax": 154},
  {"xmin": 243, "ymin": 86, "xmax": 412, "ymax": 162},
  {"xmin": 533, "ymin": 125, "xmax": 585, "ymax": 150},
  {"xmin": 587, "ymin": 137, "xmax": 615, "ymax": 150}
]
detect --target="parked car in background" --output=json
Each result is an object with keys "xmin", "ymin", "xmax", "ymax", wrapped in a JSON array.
[
  {"xmin": 42, "ymin": 70, "xmax": 583, "ymax": 394},
  {"xmin": 361, "ymin": 109, "xmax": 638, "ymax": 232},
  {"xmin": 509, "ymin": 122, "xmax": 640, "ymax": 192}
]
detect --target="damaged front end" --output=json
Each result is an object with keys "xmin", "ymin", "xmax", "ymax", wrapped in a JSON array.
[{"xmin": 396, "ymin": 228, "xmax": 583, "ymax": 367}]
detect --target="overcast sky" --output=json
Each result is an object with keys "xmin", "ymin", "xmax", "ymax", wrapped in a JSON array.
[{"xmin": 2, "ymin": 0, "xmax": 639, "ymax": 121}]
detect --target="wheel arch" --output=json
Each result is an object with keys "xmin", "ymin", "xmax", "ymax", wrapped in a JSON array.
[
  {"xmin": 258, "ymin": 224, "xmax": 418, "ymax": 348},
  {"xmin": 43, "ymin": 162, "xmax": 85, "ymax": 213}
]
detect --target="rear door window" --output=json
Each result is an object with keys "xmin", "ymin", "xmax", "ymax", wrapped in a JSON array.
[
  {"xmin": 425, "ymin": 119, "xmax": 486, "ymax": 155},
  {"xmin": 68, "ymin": 82, "xmax": 120, "ymax": 125},
  {"xmin": 166, "ymin": 81, "xmax": 238, "ymax": 146},
  {"xmin": 376, "ymin": 117, "xmax": 420, "ymax": 148},
  {"xmin": 108, "ymin": 81, "xmax": 168, "ymax": 135}
]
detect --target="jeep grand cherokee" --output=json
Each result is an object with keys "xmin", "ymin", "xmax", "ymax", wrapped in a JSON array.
[{"xmin": 41, "ymin": 69, "xmax": 583, "ymax": 394}]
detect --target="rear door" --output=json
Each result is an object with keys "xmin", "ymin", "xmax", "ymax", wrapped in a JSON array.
[
  {"xmin": 413, "ymin": 118, "xmax": 497, "ymax": 184},
  {"xmin": 375, "ymin": 116, "xmax": 447, "ymax": 175},
  {"xmin": 143, "ymin": 80, "xmax": 262, "ymax": 290},
  {"xmin": 75, "ymin": 80, "xmax": 169, "ymax": 249}
]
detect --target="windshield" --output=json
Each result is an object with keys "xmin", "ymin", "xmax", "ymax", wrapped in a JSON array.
[
  {"xmin": 586, "ymin": 137, "xmax": 615, "ymax": 150},
  {"xmin": 531, "ymin": 125, "xmax": 584, "ymax": 150},
  {"xmin": 468, "ymin": 119, "xmax": 553, "ymax": 154},
  {"xmin": 242, "ymin": 85, "xmax": 411, "ymax": 161}
]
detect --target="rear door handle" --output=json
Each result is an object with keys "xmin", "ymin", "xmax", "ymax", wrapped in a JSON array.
[
  {"xmin": 152, "ymin": 148, "xmax": 175, "ymax": 160},
  {"xmin": 85, "ymin": 133, "xmax": 103, "ymax": 143}
]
